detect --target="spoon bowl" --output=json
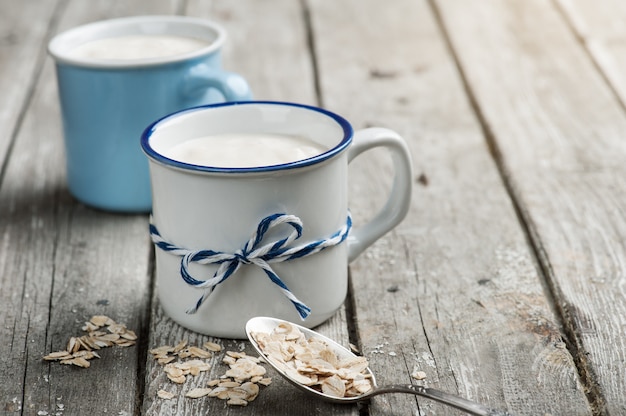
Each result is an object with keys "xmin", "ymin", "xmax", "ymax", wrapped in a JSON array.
[{"xmin": 246, "ymin": 316, "xmax": 513, "ymax": 416}]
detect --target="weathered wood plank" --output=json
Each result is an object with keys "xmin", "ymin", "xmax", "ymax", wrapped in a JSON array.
[
  {"xmin": 554, "ymin": 0, "xmax": 626, "ymax": 127},
  {"xmin": 186, "ymin": 0, "xmax": 318, "ymax": 105},
  {"xmin": 435, "ymin": 0, "xmax": 626, "ymax": 413},
  {"xmin": 0, "ymin": 55, "xmax": 152, "ymax": 416},
  {"xmin": 556, "ymin": 0, "xmax": 626, "ymax": 37},
  {"xmin": 0, "ymin": 0, "xmax": 59, "ymax": 163},
  {"xmin": 0, "ymin": 0, "xmax": 180, "ymax": 414},
  {"xmin": 308, "ymin": 0, "xmax": 591, "ymax": 414},
  {"xmin": 0, "ymin": 3, "xmax": 65, "ymax": 413},
  {"xmin": 141, "ymin": 1, "xmax": 357, "ymax": 414}
]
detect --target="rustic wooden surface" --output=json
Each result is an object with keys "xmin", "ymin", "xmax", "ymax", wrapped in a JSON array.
[{"xmin": 1, "ymin": 0, "xmax": 625, "ymax": 415}]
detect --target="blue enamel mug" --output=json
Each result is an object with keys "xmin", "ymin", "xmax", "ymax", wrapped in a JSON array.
[{"xmin": 48, "ymin": 15, "xmax": 252, "ymax": 212}]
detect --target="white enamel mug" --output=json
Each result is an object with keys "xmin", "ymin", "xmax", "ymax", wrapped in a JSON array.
[{"xmin": 141, "ymin": 101, "xmax": 413, "ymax": 338}]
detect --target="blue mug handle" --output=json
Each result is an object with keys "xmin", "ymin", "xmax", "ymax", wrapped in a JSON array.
[{"xmin": 182, "ymin": 63, "xmax": 252, "ymax": 102}]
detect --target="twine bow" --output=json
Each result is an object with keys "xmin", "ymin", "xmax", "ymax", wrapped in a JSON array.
[{"xmin": 150, "ymin": 213, "xmax": 352, "ymax": 319}]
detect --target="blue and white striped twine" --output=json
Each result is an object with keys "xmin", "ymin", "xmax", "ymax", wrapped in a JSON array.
[{"xmin": 149, "ymin": 212, "xmax": 352, "ymax": 320}]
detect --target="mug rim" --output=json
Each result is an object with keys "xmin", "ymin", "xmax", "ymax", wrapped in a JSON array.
[
  {"xmin": 48, "ymin": 15, "xmax": 227, "ymax": 69},
  {"xmin": 141, "ymin": 101, "xmax": 354, "ymax": 174}
]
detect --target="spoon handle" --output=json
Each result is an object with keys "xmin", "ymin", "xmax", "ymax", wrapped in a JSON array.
[{"xmin": 371, "ymin": 384, "xmax": 513, "ymax": 416}]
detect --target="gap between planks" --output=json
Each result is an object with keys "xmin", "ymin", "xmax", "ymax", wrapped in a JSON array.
[
  {"xmin": 300, "ymin": 0, "xmax": 324, "ymax": 107},
  {"xmin": 551, "ymin": 0, "xmax": 626, "ymax": 116}
]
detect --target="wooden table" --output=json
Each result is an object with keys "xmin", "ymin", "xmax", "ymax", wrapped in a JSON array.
[{"xmin": 2, "ymin": 0, "xmax": 625, "ymax": 415}]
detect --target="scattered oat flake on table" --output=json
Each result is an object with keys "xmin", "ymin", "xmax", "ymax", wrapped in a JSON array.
[
  {"xmin": 411, "ymin": 368, "xmax": 427, "ymax": 380},
  {"xmin": 257, "ymin": 377, "xmax": 272, "ymax": 386},
  {"xmin": 63, "ymin": 356, "xmax": 91, "ymax": 368},
  {"xmin": 43, "ymin": 315, "xmax": 136, "ymax": 368},
  {"xmin": 90, "ymin": 315, "xmax": 112, "ymax": 327},
  {"xmin": 43, "ymin": 351, "xmax": 72, "ymax": 361},
  {"xmin": 149, "ymin": 339, "xmax": 221, "ymax": 363},
  {"xmin": 203, "ymin": 341, "xmax": 222, "ymax": 352},
  {"xmin": 227, "ymin": 398, "xmax": 248, "ymax": 406},
  {"xmin": 157, "ymin": 390, "xmax": 176, "ymax": 400},
  {"xmin": 185, "ymin": 387, "xmax": 213, "ymax": 398},
  {"xmin": 191, "ymin": 346, "xmax": 213, "ymax": 357},
  {"xmin": 150, "ymin": 340, "xmax": 270, "ymax": 406},
  {"xmin": 174, "ymin": 340, "xmax": 188, "ymax": 353}
]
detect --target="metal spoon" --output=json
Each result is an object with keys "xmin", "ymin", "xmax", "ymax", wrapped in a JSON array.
[{"xmin": 245, "ymin": 317, "xmax": 513, "ymax": 416}]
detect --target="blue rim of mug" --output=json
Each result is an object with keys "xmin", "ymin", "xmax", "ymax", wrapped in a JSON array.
[
  {"xmin": 141, "ymin": 101, "xmax": 354, "ymax": 174},
  {"xmin": 48, "ymin": 15, "xmax": 227, "ymax": 69}
]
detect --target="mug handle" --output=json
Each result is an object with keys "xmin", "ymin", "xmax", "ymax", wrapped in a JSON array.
[
  {"xmin": 347, "ymin": 127, "xmax": 413, "ymax": 263},
  {"xmin": 182, "ymin": 63, "xmax": 253, "ymax": 101}
]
